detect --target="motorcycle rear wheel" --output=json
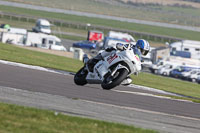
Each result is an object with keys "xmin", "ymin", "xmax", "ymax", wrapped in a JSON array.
[
  {"xmin": 101, "ymin": 68, "xmax": 128, "ymax": 90},
  {"xmin": 74, "ymin": 67, "xmax": 88, "ymax": 86}
]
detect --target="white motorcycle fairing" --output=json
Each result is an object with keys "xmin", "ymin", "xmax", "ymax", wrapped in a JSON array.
[{"xmin": 85, "ymin": 49, "xmax": 141, "ymax": 84}]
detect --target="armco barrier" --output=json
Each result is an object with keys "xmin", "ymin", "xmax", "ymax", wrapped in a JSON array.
[{"xmin": 0, "ymin": 12, "xmax": 183, "ymax": 43}]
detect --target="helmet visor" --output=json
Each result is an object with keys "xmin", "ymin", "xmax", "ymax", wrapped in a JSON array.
[{"xmin": 141, "ymin": 49, "xmax": 148, "ymax": 56}]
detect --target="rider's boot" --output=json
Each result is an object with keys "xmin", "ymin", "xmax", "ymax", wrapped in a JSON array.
[{"xmin": 121, "ymin": 76, "xmax": 132, "ymax": 85}]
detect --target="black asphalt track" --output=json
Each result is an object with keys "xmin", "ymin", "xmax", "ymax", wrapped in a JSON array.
[{"xmin": 0, "ymin": 63, "xmax": 200, "ymax": 120}]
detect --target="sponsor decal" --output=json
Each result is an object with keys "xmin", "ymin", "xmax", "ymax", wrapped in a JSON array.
[
  {"xmin": 107, "ymin": 53, "xmax": 118, "ymax": 64},
  {"xmin": 135, "ymin": 55, "xmax": 140, "ymax": 61}
]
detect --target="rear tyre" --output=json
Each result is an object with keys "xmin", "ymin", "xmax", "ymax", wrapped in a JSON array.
[
  {"xmin": 101, "ymin": 68, "xmax": 128, "ymax": 90},
  {"xmin": 74, "ymin": 67, "xmax": 88, "ymax": 86}
]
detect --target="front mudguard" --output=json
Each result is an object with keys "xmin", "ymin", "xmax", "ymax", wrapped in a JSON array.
[
  {"xmin": 101, "ymin": 68, "xmax": 129, "ymax": 90},
  {"xmin": 110, "ymin": 64, "xmax": 129, "ymax": 77}
]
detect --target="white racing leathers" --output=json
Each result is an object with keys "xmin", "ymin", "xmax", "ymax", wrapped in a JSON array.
[{"xmin": 74, "ymin": 48, "xmax": 141, "ymax": 90}]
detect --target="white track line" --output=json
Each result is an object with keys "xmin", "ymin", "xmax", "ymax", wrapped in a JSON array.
[
  {"xmin": 82, "ymin": 99, "xmax": 200, "ymax": 122},
  {"xmin": 112, "ymin": 89, "xmax": 193, "ymax": 103},
  {"xmin": 0, "ymin": 60, "xmax": 72, "ymax": 76}
]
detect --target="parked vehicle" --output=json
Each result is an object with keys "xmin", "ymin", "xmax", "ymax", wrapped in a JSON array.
[
  {"xmin": 197, "ymin": 76, "xmax": 200, "ymax": 84},
  {"xmin": 9, "ymin": 27, "xmax": 27, "ymax": 35},
  {"xmin": 107, "ymin": 31, "xmax": 135, "ymax": 45},
  {"xmin": 1, "ymin": 32, "xmax": 25, "ymax": 45},
  {"xmin": 170, "ymin": 40, "xmax": 200, "ymax": 59},
  {"xmin": 169, "ymin": 66, "xmax": 191, "ymax": 78},
  {"xmin": 141, "ymin": 57, "xmax": 152, "ymax": 68},
  {"xmin": 1, "ymin": 27, "xmax": 27, "ymax": 45},
  {"xmin": 150, "ymin": 56, "xmax": 200, "ymax": 74},
  {"xmin": 157, "ymin": 64, "xmax": 178, "ymax": 76},
  {"xmin": 32, "ymin": 19, "xmax": 51, "ymax": 34},
  {"xmin": 188, "ymin": 71, "xmax": 200, "ymax": 82},
  {"xmin": 149, "ymin": 60, "xmax": 169, "ymax": 74},
  {"xmin": 180, "ymin": 69, "xmax": 199, "ymax": 80},
  {"xmin": 74, "ymin": 45, "xmax": 141, "ymax": 90},
  {"xmin": 73, "ymin": 40, "xmax": 96, "ymax": 49},
  {"xmin": 26, "ymin": 32, "xmax": 66, "ymax": 51},
  {"xmin": 49, "ymin": 42, "xmax": 67, "ymax": 51},
  {"xmin": 103, "ymin": 37, "xmax": 128, "ymax": 49}
]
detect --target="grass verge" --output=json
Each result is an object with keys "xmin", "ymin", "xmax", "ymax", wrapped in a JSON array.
[
  {"xmin": 131, "ymin": 72, "xmax": 200, "ymax": 99},
  {"xmin": 0, "ymin": 43, "xmax": 83, "ymax": 72},
  {"xmin": 54, "ymin": 34, "xmax": 85, "ymax": 41},
  {"xmin": 0, "ymin": 102, "xmax": 157, "ymax": 133},
  {"xmin": 0, "ymin": 5, "xmax": 200, "ymax": 41},
  {"xmin": 4, "ymin": 0, "xmax": 200, "ymax": 27}
]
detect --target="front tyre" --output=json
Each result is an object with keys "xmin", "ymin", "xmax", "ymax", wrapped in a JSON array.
[
  {"xmin": 101, "ymin": 68, "xmax": 128, "ymax": 90},
  {"xmin": 74, "ymin": 67, "xmax": 88, "ymax": 86}
]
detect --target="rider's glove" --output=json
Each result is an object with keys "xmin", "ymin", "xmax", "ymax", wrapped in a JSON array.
[{"xmin": 105, "ymin": 47, "xmax": 116, "ymax": 52}]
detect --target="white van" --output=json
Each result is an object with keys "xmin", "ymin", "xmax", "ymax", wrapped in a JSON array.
[
  {"xmin": 107, "ymin": 31, "xmax": 136, "ymax": 45},
  {"xmin": 103, "ymin": 37, "xmax": 128, "ymax": 49},
  {"xmin": 181, "ymin": 69, "xmax": 199, "ymax": 80},
  {"xmin": 150, "ymin": 56, "xmax": 200, "ymax": 74},
  {"xmin": 188, "ymin": 71, "xmax": 200, "ymax": 82},
  {"xmin": 157, "ymin": 63, "xmax": 178, "ymax": 76},
  {"xmin": 32, "ymin": 19, "xmax": 51, "ymax": 34},
  {"xmin": 26, "ymin": 32, "xmax": 66, "ymax": 51},
  {"xmin": 150, "ymin": 60, "xmax": 168, "ymax": 74},
  {"xmin": 1, "ymin": 27, "xmax": 27, "ymax": 45},
  {"xmin": 170, "ymin": 40, "xmax": 200, "ymax": 59}
]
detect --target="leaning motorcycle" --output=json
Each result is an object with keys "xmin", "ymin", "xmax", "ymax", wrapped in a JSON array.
[{"xmin": 74, "ymin": 45, "xmax": 141, "ymax": 90}]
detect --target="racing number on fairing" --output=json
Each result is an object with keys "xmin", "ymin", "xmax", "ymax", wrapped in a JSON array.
[{"xmin": 107, "ymin": 53, "xmax": 118, "ymax": 64}]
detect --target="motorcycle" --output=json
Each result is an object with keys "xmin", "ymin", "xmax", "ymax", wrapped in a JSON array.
[{"xmin": 74, "ymin": 45, "xmax": 141, "ymax": 90}]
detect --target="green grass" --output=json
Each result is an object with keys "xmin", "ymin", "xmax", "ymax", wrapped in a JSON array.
[
  {"xmin": 0, "ymin": 42, "xmax": 200, "ymax": 100},
  {"xmin": 1, "ymin": 5, "xmax": 200, "ymax": 41},
  {"xmin": 0, "ymin": 43, "xmax": 83, "ymax": 72},
  {"xmin": 54, "ymin": 34, "xmax": 86, "ymax": 41},
  {"xmin": 131, "ymin": 72, "xmax": 200, "ymax": 99},
  {"xmin": 0, "ymin": 102, "xmax": 157, "ymax": 133},
  {"xmin": 4, "ymin": 0, "xmax": 200, "ymax": 27}
]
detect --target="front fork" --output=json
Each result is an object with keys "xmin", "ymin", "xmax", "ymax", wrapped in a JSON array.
[
  {"xmin": 104, "ymin": 64, "xmax": 129, "ymax": 83},
  {"xmin": 110, "ymin": 64, "xmax": 129, "ymax": 76}
]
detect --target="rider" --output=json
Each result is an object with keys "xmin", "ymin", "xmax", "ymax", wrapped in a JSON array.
[
  {"xmin": 86, "ymin": 39, "xmax": 150, "ymax": 85},
  {"xmin": 133, "ymin": 39, "xmax": 150, "ymax": 60},
  {"xmin": 121, "ymin": 39, "xmax": 150, "ymax": 85}
]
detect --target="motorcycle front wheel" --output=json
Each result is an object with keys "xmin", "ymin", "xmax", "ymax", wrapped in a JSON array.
[
  {"xmin": 74, "ymin": 67, "xmax": 88, "ymax": 86},
  {"xmin": 101, "ymin": 68, "xmax": 128, "ymax": 90}
]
